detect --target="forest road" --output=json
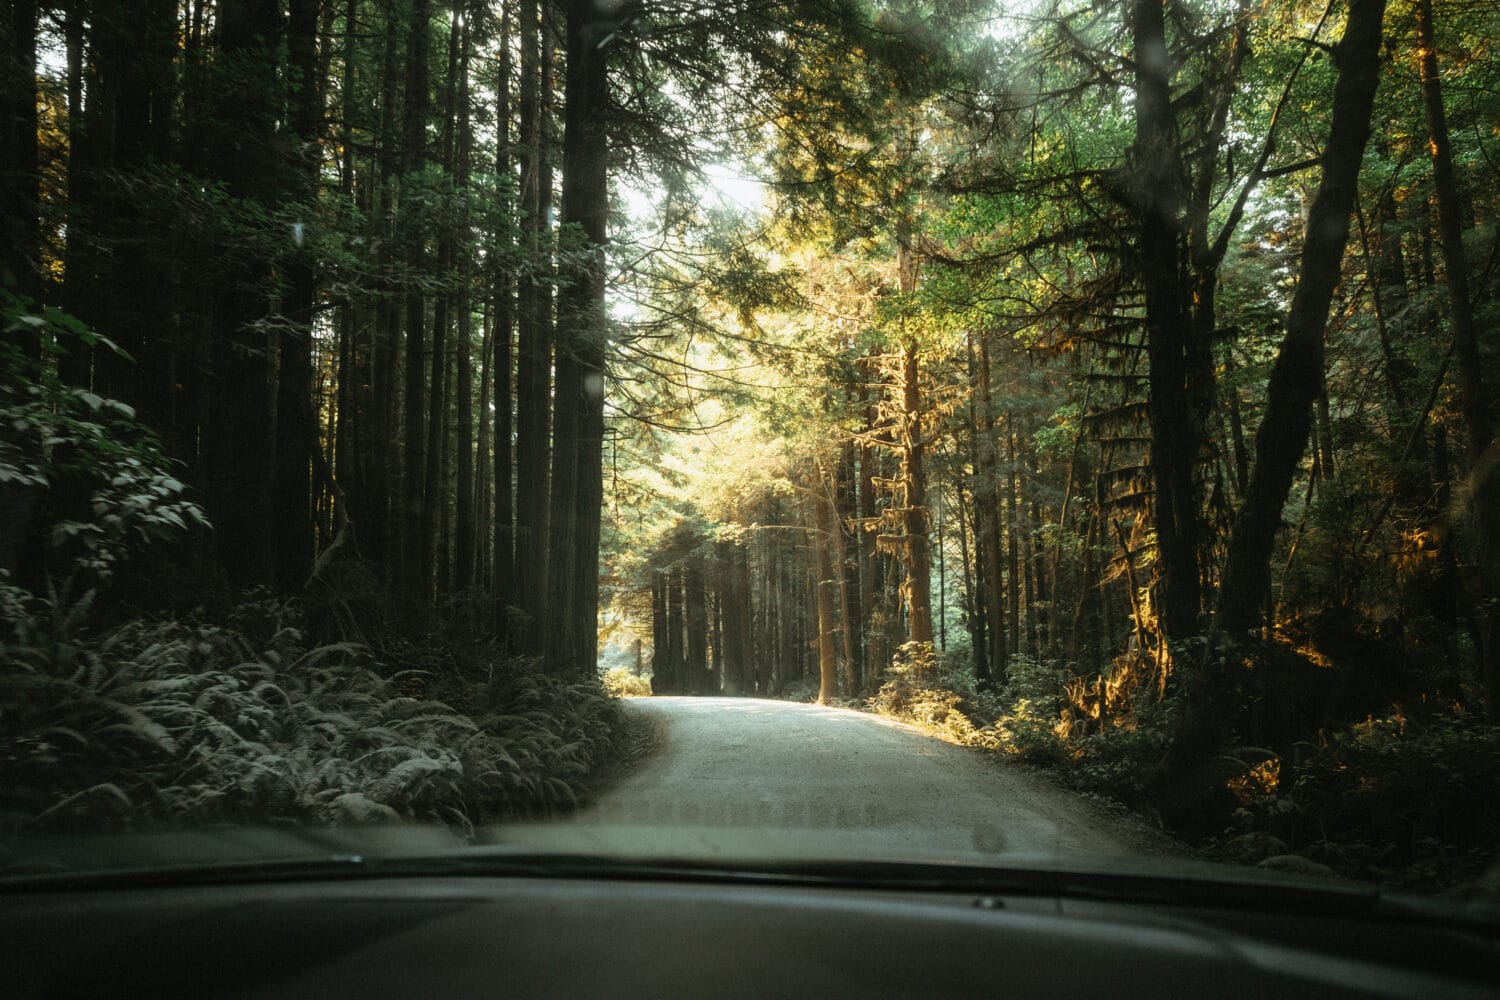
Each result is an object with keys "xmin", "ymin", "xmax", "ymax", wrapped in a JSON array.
[{"xmin": 526, "ymin": 697, "xmax": 1180, "ymax": 862}]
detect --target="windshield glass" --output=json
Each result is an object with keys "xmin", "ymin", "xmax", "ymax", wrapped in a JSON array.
[{"xmin": 3, "ymin": 0, "xmax": 1498, "ymax": 906}]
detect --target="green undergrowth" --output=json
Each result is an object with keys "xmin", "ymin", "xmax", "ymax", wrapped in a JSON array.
[
  {"xmin": 865, "ymin": 639, "xmax": 1500, "ymax": 892},
  {"xmin": 0, "ymin": 586, "xmax": 623, "ymax": 837},
  {"xmin": 0, "ymin": 303, "xmax": 624, "ymax": 839},
  {"xmin": 602, "ymin": 666, "xmax": 653, "ymax": 699}
]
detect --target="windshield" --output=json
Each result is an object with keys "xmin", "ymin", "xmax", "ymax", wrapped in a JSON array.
[{"xmin": 2, "ymin": 0, "xmax": 1498, "ymax": 907}]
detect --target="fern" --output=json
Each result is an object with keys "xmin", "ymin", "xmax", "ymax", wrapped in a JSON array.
[{"xmin": 1, "ymin": 590, "xmax": 625, "ymax": 834}]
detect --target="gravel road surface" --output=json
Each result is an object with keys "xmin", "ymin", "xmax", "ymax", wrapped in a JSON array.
[{"xmin": 530, "ymin": 697, "xmax": 1177, "ymax": 863}]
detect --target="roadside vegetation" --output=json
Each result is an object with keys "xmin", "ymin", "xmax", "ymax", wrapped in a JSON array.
[
  {"xmin": 1, "ymin": 300, "xmax": 620, "ymax": 836},
  {"xmin": 864, "ymin": 638, "xmax": 1500, "ymax": 892}
]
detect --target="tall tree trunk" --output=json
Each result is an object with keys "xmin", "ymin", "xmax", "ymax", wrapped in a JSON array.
[
  {"xmin": 364, "ymin": 0, "xmax": 402, "ymax": 579},
  {"xmin": 1005, "ymin": 417, "xmax": 1022, "ymax": 656},
  {"xmin": 475, "ymin": 305, "xmax": 493, "ymax": 588},
  {"xmin": 668, "ymin": 563, "xmax": 685, "ymax": 692},
  {"xmin": 273, "ymin": 0, "xmax": 322, "ymax": 591},
  {"xmin": 493, "ymin": 4, "xmax": 516, "ymax": 630},
  {"xmin": 452, "ymin": 2, "xmax": 476, "ymax": 590},
  {"xmin": 710, "ymin": 568, "xmax": 723, "ymax": 690},
  {"xmin": 956, "ymin": 482, "xmax": 987, "ymax": 680},
  {"xmin": 719, "ymin": 539, "xmax": 751, "ymax": 696},
  {"xmin": 423, "ymin": 0, "xmax": 462, "ymax": 593},
  {"xmin": 813, "ymin": 467, "xmax": 840, "ymax": 705},
  {"xmin": 899, "ymin": 335, "xmax": 935, "ymax": 646},
  {"xmin": 1216, "ymin": 0, "xmax": 1387, "ymax": 635},
  {"xmin": 858, "ymin": 373, "xmax": 884, "ymax": 682},
  {"xmin": 686, "ymin": 552, "xmax": 707, "ymax": 692},
  {"xmin": 209, "ymin": 0, "xmax": 281, "ymax": 589},
  {"xmin": 835, "ymin": 439, "xmax": 863, "ymax": 692},
  {"xmin": 2, "ymin": 0, "xmax": 40, "ymax": 307},
  {"xmin": 1133, "ymin": 0, "xmax": 1205, "ymax": 643},
  {"xmin": 544, "ymin": 0, "xmax": 609, "ymax": 674},
  {"xmin": 332, "ymin": 0, "xmax": 362, "ymax": 568},
  {"xmin": 974, "ymin": 331, "xmax": 1007, "ymax": 684},
  {"xmin": 1414, "ymin": 0, "xmax": 1500, "ymax": 707},
  {"xmin": 650, "ymin": 569, "xmax": 669, "ymax": 692},
  {"xmin": 400, "ymin": 0, "xmax": 432, "ymax": 599},
  {"xmin": 514, "ymin": 0, "xmax": 550, "ymax": 646},
  {"xmin": 424, "ymin": 2, "xmax": 462, "ymax": 597}
]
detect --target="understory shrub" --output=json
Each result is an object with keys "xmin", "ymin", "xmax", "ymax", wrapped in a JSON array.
[
  {"xmin": 867, "ymin": 642, "xmax": 1025, "ymax": 751},
  {"xmin": 0, "ymin": 586, "xmax": 621, "ymax": 835},
  {"xmin": 862, "ymin": 628, "xmax": 1500, "ymax": 887},
  {"xmin": 602, "ymin": 667, "xmax": 652, "ymax": 698},
  {"xmin": 1222, "ymin": 707, "xmax": 1500, "ymax": 885}
]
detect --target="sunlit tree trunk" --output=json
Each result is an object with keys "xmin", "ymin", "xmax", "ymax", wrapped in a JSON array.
[
  {"xmin": 813, "ymin": 466, "xmax": 840, "ymax": 705},
  {"xmin": 895, "ymin": 233, "xmax": 934, "ymax": 648},
  {"xmin": 650, "ymin": 569, "xmax": 669, "ymax": 693},
  {"xmin": 835, "ymin": 440, "xmax": 863, "ymax": 692},
  {"xmin": 858, "ymin": 369, "xmax": 885, "ymax": 683},
  {"xmin": 974, "ymin": 331, "xmax": 1006, "ymax": 684},
  {"xmin": 686, "ymin": 553, "xmax": 708, "ymax": 692}
]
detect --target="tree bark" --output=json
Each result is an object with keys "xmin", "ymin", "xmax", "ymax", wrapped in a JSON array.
[
  {"xmin": 543, "ymin": 0, "xmax": 609, "ymax": 675},
  {"xmin": 399, "ymin": 0, "xmax": 432, "ymax": 599},
  {"xmin": 452, "ymin": 2, "xmax": 476, "ymax": 590},
  {"xmin": 835, "ymin": 439, "xmax": 863, "ymax": 692},
  {"xmin": 273, "ymin": 0, "xmax": 322, "ymax": 591},
  {"xmin": 1414, "ymin": 0, "xmax": 1500, "ymax": 707},
  {"xmin": 2, "ymin": 0, "xmax": 40, "ymax": 306},
  {"xmin": 209, "ymin": 0, "xmax": 281, "ymax": 589},
  {"xmin": 493, "ymin": 6, "xmax": 516, "ymax": 632},
  {"xmin": 686, "ymin": 553, "xmax": 708, "ymax": 692},
  {"xmin": 514, "ymin": 0, "xmax": 551, "ymax": 646},
  {"xmin": 650, "ymin": 569, "xmax": 669, "ymax": 692},
  {"xmin": 813, "ymin": 467, "xmax": 840, "ymax": 705},
  {"xmin": 1132, "ymin": 0, "xmax": 1206, "ymax": 643},
  {"xmin": 1216, "ymin": 0, "xmax": 1387, "ymax": 635},
  {"xmin": 975, "ymin": 331, "xmax": 1008, "ymax": 683}
]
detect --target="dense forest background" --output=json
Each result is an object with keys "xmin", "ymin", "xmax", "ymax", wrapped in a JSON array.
[{"xmin": 3, "ymin": 0, "xmax": 1500, "ymax": 884}]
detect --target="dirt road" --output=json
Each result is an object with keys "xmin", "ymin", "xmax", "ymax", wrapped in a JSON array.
[{"xmin": 537, "ymin": 697, "xmax": 1176, "ymax": 862}]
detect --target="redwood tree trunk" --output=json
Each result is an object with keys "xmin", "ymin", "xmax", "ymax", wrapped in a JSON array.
[
  {"xmin": 399, "ymin": 0, "xmax": 432, "ymax": 599},
  {"xmin": 492, "ymin": 8, "xmax": 516, "ymax": 632},
  {"xmin": 209, "ymin": 0, "xmax": 280, "ymax": 589},
  {"xmin": 273, "ymin": 0, "xmax": 321, "ymax": 591},
  {"xmin": 514, "ymin": 0, "xmax": 550, "ymax": 646},
  {"xmin": 544, "ymin": 0, "xmax": 609, "ymax": 675},
  {"xmin": 452, "ymin": 4, "xmax": 476, "ymax": 590},
  {"xmin": 2, "ymin": 0, "xmax": 39, "ymax": 306}
]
